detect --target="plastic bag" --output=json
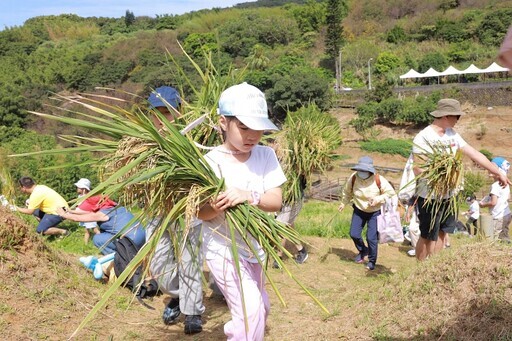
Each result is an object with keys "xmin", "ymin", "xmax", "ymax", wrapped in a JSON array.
[
  {"xmin": 398, "ymin": 153, "xmax": 416, "ymax": 203},
  {"xmin": 377, "ymin": 197, "xmax": 404, "ymax": 243}
]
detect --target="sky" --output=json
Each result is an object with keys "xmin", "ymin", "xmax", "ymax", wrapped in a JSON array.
[{"xmin": 1, "ymin": 0, "xmax": 255, "ymax": 29}]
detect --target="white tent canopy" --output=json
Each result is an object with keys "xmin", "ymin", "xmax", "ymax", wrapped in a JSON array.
[
  {"xmin": 461, "ymin": 64, "xmax": 484, "ymax": 74},
  {"xmin": 399, "ymin": 62, "xmax": 510, "ymax": 79},
  {"xmin": 481, "ymin": 62, "xmax": 509, "ymax": 73},
  {"xmin": 439, "ymin": 65, "xmax": 463, "ymax": 76},
  {"xmin": 399, "ymin": 69, "xmax": 423, "ymax": 79},
  {"xmin": 420, "ymin": 68, "xmax": 440, "ymax": 78}
]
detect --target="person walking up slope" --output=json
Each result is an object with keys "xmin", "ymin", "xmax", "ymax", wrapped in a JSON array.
[
  {"xmin": 198, "ymin": 82, "xmax": 286, "ymax": 340},
  {"xmin": 412, "ymin": 99, "xmax": 510, "ymax": 261},
  {"xmin": 338, "ymin": 156, "xmax": 395, "ymax": 270}
]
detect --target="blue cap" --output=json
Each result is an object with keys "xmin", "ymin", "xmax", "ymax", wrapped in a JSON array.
[
  {"xmin": 148, "ymin": 86, "xmax": 181, "ymax": 109},
  {"xmin": 492, "ymin": 156, "xmax": 510, "ymax": 173}
]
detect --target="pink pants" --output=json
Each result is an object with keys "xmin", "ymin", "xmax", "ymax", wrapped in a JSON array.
[{"xmin": 206, "ymin": 248, "xmax": 269, "ymax": 341}]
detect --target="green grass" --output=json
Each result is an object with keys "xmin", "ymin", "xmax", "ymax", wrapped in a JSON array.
[
  {"xmin": 295, "ymin": 199, "xmax": 352, "ymax": 238},
  {"xmin": 359, "ymin": 138, "xmax": 412, "ymax": 157},
  {"xmin": 46, "ymin": 221, "xmax": 101, "ymax": 255}
]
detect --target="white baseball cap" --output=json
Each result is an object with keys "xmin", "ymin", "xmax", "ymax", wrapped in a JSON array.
[
  {"xmin": 217, "ymin": 82, "xmax": 278, "ymax": 131},
  {"xmin": 74, "ymin": 178, "xmax": 91, "ymax": 191}
]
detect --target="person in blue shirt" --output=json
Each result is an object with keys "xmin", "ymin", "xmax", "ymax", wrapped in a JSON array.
[{"xmin": 57, "ymin": 205, "xmax": 145, "ymax": 254}]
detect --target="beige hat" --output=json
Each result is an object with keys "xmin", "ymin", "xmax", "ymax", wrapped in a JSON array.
[{"xmin": 430, "ymin": 99, "xmax": 465, "ymax": 118}]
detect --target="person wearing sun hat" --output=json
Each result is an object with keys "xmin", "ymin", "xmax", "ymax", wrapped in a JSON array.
[
  {"xmin": 70, "ymin": 178, "xmax": 119, "ymax": 244},
  {"xmin": 147, "ymin": 85, "xmax": 207, "ymax": 334},
  {"xmin": 412, "ymin": 99, "xmax": 511, "ymax": 260},
  {"xmin": 338, "ymin": 156, "xmax": 396, "ymax": 271},
  {"xmin": 479, "ymin": 157, "xmax": 511, "ymax": 242},
  {"xmin": 147, "ymin": 85, "xmax": 181, "ymax": 129},
  {"xmin": 198, "ymin": 82, "xmax": 285, "ymax": 340}
]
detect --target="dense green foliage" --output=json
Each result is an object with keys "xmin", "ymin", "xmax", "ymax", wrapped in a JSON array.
[
  {"xmin": 0, "ymin": 126, "xmax": 98, "ymax": 203},
  {"xmin": 0, "ymin": 0, "xmax": 511, "ymax": 199},
  {"xmin": 359, "ymin": 138, "xmax": 412, "ymax": 157}
]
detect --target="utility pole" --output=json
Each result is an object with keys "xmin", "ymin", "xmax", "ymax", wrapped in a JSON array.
[
  {"xmin": 335, "ymin": 50, "xmax": 342, "ymax": 94},
  {"xmin": 368, "ymin": 58, "xmax": 373, "ymax": 90}
]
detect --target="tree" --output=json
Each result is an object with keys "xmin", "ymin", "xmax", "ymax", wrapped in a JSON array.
[
  {"xmin": 125, "ymin": 10, "xmax": 135, "ymax": 27},
  {"xmin": 374, "ymin": 52, "xmax": 401, "ymax": 75},
  {"xmin": 418, "ymin": 52, "xmax": 448, "ymax": 73},
  {"xmin": 386, "ymin": 25, "xmax": 407, "ymax": 44},
  {"xmin": 477, "ymin": 9, "xmax": 512, "ymax": 46},
  {"xmin": 265, "ymin": 66, "xmax": 331, "ymax": 120},
  {"xmin": 289, "ymin": 0, "xmax": 326, "ymax": 34},
  {"xmin": 325, "ymin": 0, "xmax": 348, "ymax": 92},
  {"xmin": 0, "ymin": 85, "xmax": 27, "ymax": 128},
  {"xmin": 324, "ymin": 0, "xmax": 347, "ymax": 60}
]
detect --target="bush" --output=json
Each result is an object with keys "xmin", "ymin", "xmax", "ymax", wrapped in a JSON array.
[
  {"xmin": 359, "ymin": 138, "xmax": 412, "ymax": 157},
  {"xmin": 386, "ymin": 25, "xmax": 407, "ymax": 44},
  {"xmin": 479, "ymin": 149, "xmax": 493, "ymax": 161},
  {"xmin": 477, "ymin": 9, "xmax": 512, "ymax": 46},
  {"xmin": 351, "ymin": 101, "xmax": 379, "ymax": 133},
  {"xmin": 461, "ymin": 171, "xmax": 487, "ymax": 199}
]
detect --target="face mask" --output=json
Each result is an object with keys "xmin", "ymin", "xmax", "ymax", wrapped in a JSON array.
[{"xmin": 357, "ymin": 171, "xmax": 371, "ymax": 179}]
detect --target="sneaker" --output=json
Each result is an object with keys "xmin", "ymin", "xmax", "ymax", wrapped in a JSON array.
[
  {"xmin": 354, "ymin": 251, "xmax": 368, "ymax": 264},
  {"xmin": 295, "ymin": 248, "xmax": 308, "ymax": 264},
  {"xmin": 272, "ymin": 256, "xmax": 283, "ymax": 269},
  {"xmin": 366, "ymin": 262, "xmax": 375, "ymax": 271},
  {"xmin": 407, "ymin": 249, "xmax": 416, "ymax": 257},
  {"xmin": 184, "ymin": 315, "xmax": 203, "ymax": 334},
  {"xmin": 162, "ymin": 298, "xmax": 180, "ymax": 325}
]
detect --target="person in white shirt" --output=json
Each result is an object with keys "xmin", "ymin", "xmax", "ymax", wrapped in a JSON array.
[
  {"xmin": 464, "ymin": 195, "xmax": 480, "ymax": 235},
  {"xmin": 198, "ymin": 82, "xmax": 286, "ymax": 341},
  {"xmin": 480, "ymin": 157, "xmax": 511, "ymax": 242},
  {"xmin": 412, "ymin": 99, "xmax": 510, "ymax": 261}
]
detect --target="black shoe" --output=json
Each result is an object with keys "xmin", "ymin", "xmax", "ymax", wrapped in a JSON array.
[
  {"xmin": 184, "ymin": 315, "xmax": 202, "ymax": 334},
  {"xmin": 295, "ymin": 248, "xmax": 308, "ymax": 264},
  {"xmin": 162, "ymin": 298, "xmax": 180, "ymax": 325}
]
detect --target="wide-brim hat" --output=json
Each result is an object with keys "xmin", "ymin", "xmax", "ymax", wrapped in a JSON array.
[
  {"xmin": 218, "ymin": 82, "xmax": 278, "ymax": 131},
  {"xmin": 74, "ymin": 178, "xmax": 91, "ymax": 191},
  {"xmin": 350, "ymin": 156, "xmax": 376, "ymax": 174},
  {"xmin": 430, "ymin": 98, "xmax": 466, "ymax": 118}
]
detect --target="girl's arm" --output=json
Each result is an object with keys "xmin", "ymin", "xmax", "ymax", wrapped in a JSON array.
[{"xmin": 198, "ymin": 187, "xmax": 283, "ymax": 221}]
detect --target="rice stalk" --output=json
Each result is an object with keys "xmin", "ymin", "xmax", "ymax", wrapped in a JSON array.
[
  {"xmin": 273, "ymin": 104, "xmax": 342, "ymax": 204},
  {"xmin": 414, "ymin": 141, "xmax": 464, "ymax": 229},
  {"xmin": 13, "ymin": 51, "xmax": 331, "ymax": 336}
]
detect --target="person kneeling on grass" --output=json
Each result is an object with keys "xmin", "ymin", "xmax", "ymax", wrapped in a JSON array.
[
  {"xmin": 14, "ymin": 176, "xmax": 69, "ymax": 237},
  {"xmin": 57, "ymin": 205, "xmax": 146, "ymax": 255}
]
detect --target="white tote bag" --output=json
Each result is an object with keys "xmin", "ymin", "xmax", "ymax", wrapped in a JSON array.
[
  {"xmin": 398, "ymin": 153, "xmax": 416, "ymax": 202},
  {"xmin": 377, "ymin": 197, "xmax": 404, "ymax": 243}
]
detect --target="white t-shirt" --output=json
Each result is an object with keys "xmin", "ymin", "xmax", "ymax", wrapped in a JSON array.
[
  {"xmin": 489, "ymin": 181, "xmax": 511, "ymax": 219},
  {"xmin": 202, "ymin": 145, "xmax": 286, "ymax": 263},
  {"xmin": 412, "ymin": 125, "xmax": 467, "ymax": 199},
  {"xmin": 469, "ymin": 201, "xmax": 480, "ymax": 220}
]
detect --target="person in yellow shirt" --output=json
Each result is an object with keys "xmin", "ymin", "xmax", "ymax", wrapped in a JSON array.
[
  {"xmin": 338, "ymin": 156, "xmax": 396, "ymax": 271},
  {"xmin": 14, "ymin": 176, "xmax": 69, "ymax": 236}
]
